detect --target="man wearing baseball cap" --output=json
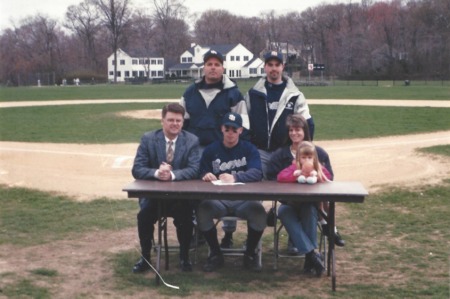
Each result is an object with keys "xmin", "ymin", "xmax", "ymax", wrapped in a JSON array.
[
  {"xmin": 245, "ymin": 50, "xmax": 315, "ymax": 161},
  {"xmin": 196, "ymin": 112, "xmax": 266, "ymax": 272},
  {"xmin": 180, "ymin": 49, "xmax": 249, "ymax": 147},
  {"xmin": 180, "ymin": 49, "xmax": 250, "ymax": 249}
]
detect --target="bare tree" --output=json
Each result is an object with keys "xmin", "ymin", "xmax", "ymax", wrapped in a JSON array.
[
  {"xmin": 128, "ymin": 12, "xmax": 157, "ymax": 78},
  {"xmin": 151, "ymin": 0, "xmax": 190, "ymax": 66},
  {"xmin": 194, "ymin": 10, "xmax": 237, "ymax": 44},
  {"xmin": 65, "ymin": 0, "xmax": 102, "ymax": 70},
  {"xmin": 93, "ymin": 0, "xmax": 132, "ymax": 82}
]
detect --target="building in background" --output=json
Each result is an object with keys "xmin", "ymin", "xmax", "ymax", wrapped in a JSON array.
[
  {"xmin": 168, "ymin": 43, "xmax": 264, "ymax": 79},
  {"xmin": 107, "ymin": 49, "xmax": 164, "ymax": 82}
]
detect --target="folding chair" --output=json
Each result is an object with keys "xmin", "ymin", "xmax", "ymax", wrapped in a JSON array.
[
  {"xmin": 214, "ymin": 216, "xmax": 263, "ymax": 266},
  {"xmin": 272, "ymin": 200, "xmax": 327, "ymax": 271},
  {"xmin": 153, "ymin": 212, "xmax": 199, "ymax": 272}
]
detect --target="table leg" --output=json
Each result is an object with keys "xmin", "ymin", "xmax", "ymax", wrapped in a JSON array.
[
  {"xmin": 156, "ymin": 200, "xmax": 162, "ymax": 285},
  {"xmin": 329, "ymin": 201, "xmax": 336, "ymax": 291}
]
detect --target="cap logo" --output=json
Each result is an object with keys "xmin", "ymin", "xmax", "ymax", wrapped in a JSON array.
[
  {"xmin": 228, "ymin": 114, "xmax": 236, "ymax": 121},
  {"xmin": 271, "ymin": 51, "xmax": 278, "ymax": 56},
  {"xmin": 211, "ymin": 50, "xmax": 217, "ymax": 54}
]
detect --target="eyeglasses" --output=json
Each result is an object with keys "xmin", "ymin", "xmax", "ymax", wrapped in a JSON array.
[{"xmin": 224, "ymin": 125, "xmax": 238, "ymax": 133}]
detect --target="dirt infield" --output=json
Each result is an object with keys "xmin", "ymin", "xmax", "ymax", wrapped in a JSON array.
[{"xmin": 0, "ymin": 99, "xmax": 449, "ymax": 298}]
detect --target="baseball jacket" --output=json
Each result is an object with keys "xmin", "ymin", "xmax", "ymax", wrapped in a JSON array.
[
  {"xmin": 181, "ymin": 75, "xmax": 249, "ymax": 146},
  {"xmin": 199, "ymin": 139, "xmax": 263, "ymax": 183},
  {"xmin": 245, "ymin": 76, "xmax": 312, "ymax": 151}
]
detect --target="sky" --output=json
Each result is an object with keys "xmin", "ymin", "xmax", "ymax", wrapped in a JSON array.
[{"xmin": 0, "ymin": 0, "xmax": 347, "ymax": 31}]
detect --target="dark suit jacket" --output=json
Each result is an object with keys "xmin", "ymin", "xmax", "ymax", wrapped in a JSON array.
[{"xmin": 132, "ymin": 129, "xmax": 200, "ymax": 181}]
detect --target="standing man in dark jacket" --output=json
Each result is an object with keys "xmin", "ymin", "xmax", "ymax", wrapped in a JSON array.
[
  {"xmin": 180, "ymin": 49, "xmax": 249, "ymax": 146},
  {"xmin": 180, "ymin": 49, "xmax": 249, "ymax": 248},
  {"xmin": 196, "ymin": 112, "xmax": 266, "ymax": 272},
  {"xmin": 131, "ymin": 103, "xmax": 201, "ymax": 273},
  {"xmin": 245, "ymin": 51, "xmax": 315, "ymax": 178}
]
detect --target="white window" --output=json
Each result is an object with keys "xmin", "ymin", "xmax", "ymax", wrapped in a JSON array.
[
  {"xmin": 120, "ymin": 60, "xmax": 125, "ymax": 65},
  {"xmin": 244, "ymin": 56, "xmax": 249, "ymax": 61},
  {"xmin": 132, "ymin": 59, "xmax": 138, "ymax": 65},
  {"xmin": 230, "ymin": 56, "xmax": 235, "ymax": 61},
  {"xmin": 158, "ymin": 59, "xmax": 163, "ymax": 64},
  {"xmin": 125, "ymin": 71, "xmax": 130, "ymax": 77}
]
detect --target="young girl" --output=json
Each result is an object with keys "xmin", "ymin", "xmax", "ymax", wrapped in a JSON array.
[
  {"xmin": 277, "ymin": 141, "xmax": 331, "ymax": 183},
  {"xmin": 275, "ymin": 141, "xmax": 333, "ymax": 277}
]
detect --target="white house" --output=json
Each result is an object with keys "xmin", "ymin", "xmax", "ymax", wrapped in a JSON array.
[
  {"xmin": 107, "ymin": 49, "xmax": 165, "ymax": 82},
  {"xmin": 168, "ymin": 43, "xmax": 264, "ymax": 79}
]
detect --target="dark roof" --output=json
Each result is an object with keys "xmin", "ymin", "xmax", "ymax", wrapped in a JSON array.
[
  {"xmin": 186, "ymin": 44, "xmax": 239, "ymax": 55},
  {"xmin": 206, "ymin": 44, "xmax": 239, "ymax": 55},
  {"xmin": 244, "ymin": 57, "xmax": 260, "ymax": 67},
  {"xmin": 122, "ymin": 48, "xmax": 160, "ymax": 58},
  {"xmin": 169, "ymin": 63, "xmax": 203, "ymax": 70}
]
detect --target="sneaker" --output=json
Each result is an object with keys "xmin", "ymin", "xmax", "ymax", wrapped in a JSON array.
[
  {"xmin": 287, "ymin": 239, "xmax": 300, "ymax": 255},
  {"xmin": 243, "ymin": 253, "xmax": 262, "ymax": 272},
  {"xmin": 132, "ymin": 257, "xmax": 151, "ymax": 273},
  {"xmin": 220, "ymin": 235, "xmax": 234, "ymax": 249},
  {"xmin": 304, "ymin": 251, "xmax": 324, "ymax": 277},
  {"xmin": 322, "ymin": 224, "xmax": 345, "ymax": 247},
  {"xmin": 203, "ymin": 253, "xmax": 224, "ymax": 272}
]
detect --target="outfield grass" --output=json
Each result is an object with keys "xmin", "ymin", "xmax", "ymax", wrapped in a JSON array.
[
  {"xmin": 1, "ymin": 81, "xmax": 449, "ymax": 101},
  {"xmin": 0, "ymin": 103, "xmax": 449, "ymax": 143}
]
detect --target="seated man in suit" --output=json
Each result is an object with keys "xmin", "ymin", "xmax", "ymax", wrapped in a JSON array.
[{"xmin": 131, "ymin": 103, "xmax": 201, "ymax": 273}]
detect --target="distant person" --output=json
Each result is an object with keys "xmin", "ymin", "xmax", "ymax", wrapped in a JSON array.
[
  {"xmin": 131, "ymin": 103, "xmax": 201, "ymax": 273},
  {"xmin": 196, "ymin": 112, "xmax": 266, "ymax": 272},
  {"xmin": 180, "ymin": 49, "xmax": 250, "ymax": 249}
]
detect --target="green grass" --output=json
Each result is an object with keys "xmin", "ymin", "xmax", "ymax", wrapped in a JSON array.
[
  {"xmin": 418, "ymin": 144, "xmax": 450, "ymax": 156},
  {"xmin": 346, "ymin": 180, "xmax": 450, "ymax": 298},
  {"xmin": 1, "ymin": 103, "xmax": 449, "ymax": 143},
  {"xmin": 1, "ymin": 279, "xmax": 51, "ymax": 298},
  {"xmin": 0, "ymin": 186, "xmax": 136, "ymax": 246},
  {"xmin": 1, "ymin": 81, "xmax": 449, "ymax": 101}
]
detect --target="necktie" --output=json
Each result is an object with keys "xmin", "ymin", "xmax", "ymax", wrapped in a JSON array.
[{"xmin": 166, "ymin": 140, "xmax": 174, "ymax": 164}]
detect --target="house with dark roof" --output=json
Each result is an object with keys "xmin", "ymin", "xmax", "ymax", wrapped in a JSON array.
[
  {"xmin": 107, "ymin": 48, "xmax": 164, "ymax": 82},
  {"xmin": 168, "ymin": 43, "xmax": 264, "ymax": 79}
]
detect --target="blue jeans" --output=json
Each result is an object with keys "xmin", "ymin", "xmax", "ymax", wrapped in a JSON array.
[{"xmin": 277, "ymin": 203, "xmax": 318, "ymax": 255}]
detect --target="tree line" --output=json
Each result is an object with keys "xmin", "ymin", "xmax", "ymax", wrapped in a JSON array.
[{"xmin": 0, "ymin": 0, "xmax": 448, "ymax": 86}]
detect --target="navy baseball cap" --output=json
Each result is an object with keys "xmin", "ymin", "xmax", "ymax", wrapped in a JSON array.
[
  {"xmin": 203, "ymin": 50, "xmax": 224, "ymax": 64},
  {"xmin": 264, "ymin": 51, "xmax": 283, "ymax": 64},
  {"xmin": 222, "ymin": 112, "xmax": 243, "ymax": 128}
]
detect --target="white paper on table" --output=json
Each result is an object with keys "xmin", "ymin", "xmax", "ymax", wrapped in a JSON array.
[{"xmin": 211, "ymin": 180, "xmax": 245, "ymax": 186}]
